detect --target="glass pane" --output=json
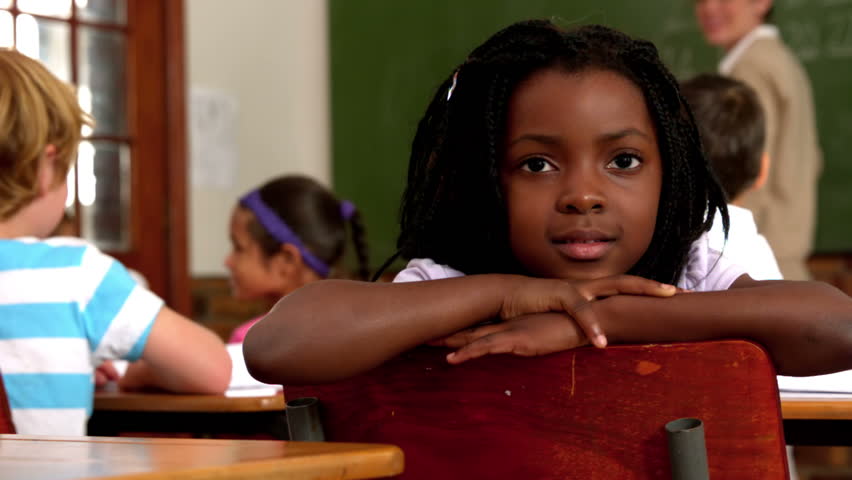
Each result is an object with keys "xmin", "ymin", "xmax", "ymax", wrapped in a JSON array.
[
  {"xmin": 18, "ymin": 0, "xmax": 72, "ymax": 19},
  {"xmin": 76, "ymin": 0, "xmax": 126, "ymax": 25},
  {"xmin": 78, "ymin": 26, "xmax": 126, "ymax": 135},
  {"xmin": 78, "ymin": 141, "xmax": 131, "ymax": 251},
  {"xmin": 15, "ymin": 15, "xmax": 71, "ymax": 82},
  {"xmin": 0, "ymin": 11, "xmax": 12, "ymax": 48},
  {"xmin": 0, "ymin": 2, "xmax": 11, "ymax": 10}
]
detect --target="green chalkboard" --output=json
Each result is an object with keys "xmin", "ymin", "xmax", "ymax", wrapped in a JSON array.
[{"xmin": 331, "ymin": 0, "xmax": 852, "ymax": 270}]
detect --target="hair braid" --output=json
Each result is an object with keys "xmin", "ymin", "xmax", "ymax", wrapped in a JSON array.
[{"xmin": 347, "ymin": 211, "xmax": 370, "ymax": 280}]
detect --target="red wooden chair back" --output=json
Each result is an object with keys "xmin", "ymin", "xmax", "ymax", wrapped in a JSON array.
[
  {"xmin": 0, "ymin": 371, "xmax": 15, "ymax": 434},
  {"xmin": 285, "ymin": 340, "xmax": 788, "ymax": 479}
]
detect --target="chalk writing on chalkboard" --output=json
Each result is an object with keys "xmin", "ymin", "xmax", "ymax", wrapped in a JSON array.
[
  {"xmin": 783, "ymin": 20, "xmax": 821, "ymax": 61},
  {"xmin": 824, "ymin": 12, "xmax": 852, "ymax": 58},
  {"xmin": 781, "ymin": 13, "xmax": 852, "ymax": 61}
]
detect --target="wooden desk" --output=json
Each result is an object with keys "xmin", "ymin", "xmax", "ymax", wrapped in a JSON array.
[
  {"xmin": 782, "ymin": 396, "xmax": 852, "ymax": 445},
  {"xmin": 782, "ymin": 396, "xmax": 852, "ymax": 420},
  {"xmin": 0, "ymin": 435, "xmax": 403, "ymax": 480},
  {"xmin": 89, "ymin": 390, "xmax": 288, "ymax": 439},
  {"xmin": 94, "ymin": 390, "xmax": 285, "ymax": 412}
]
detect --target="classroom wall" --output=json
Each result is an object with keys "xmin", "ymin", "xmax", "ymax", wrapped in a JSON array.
[{"xmin": 186, "ymin": 0, "xmax": 331, "ymax": 276}]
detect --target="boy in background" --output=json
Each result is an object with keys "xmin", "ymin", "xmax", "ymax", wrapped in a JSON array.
[
  {"xmin": 0, "ymin": 48, "xmax": 231, "ymax": 435},
  {"xmin": 681, "ymin": 73, "xmax": 782, "ymax": 281}
]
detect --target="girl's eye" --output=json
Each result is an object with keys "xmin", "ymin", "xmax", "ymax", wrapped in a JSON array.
[
  {"xmin": 520, "ymin": 157, "xmax": 555, "ymax": 173},
  {"xmin": 607, "ymin": 154, "xmax": 642, "ymax": 170}
]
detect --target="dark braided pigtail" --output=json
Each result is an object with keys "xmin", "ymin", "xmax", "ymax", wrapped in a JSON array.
[
  {"xmin": 610, "ymin": 34, "xmax": 728, "ymax": 283},
  {"xmin": 346, "ymin": 210, "xmax": 370, "ymax": 280},
  {"xmin": 394, "ymin": 20, "xmax": 728, "ymax": 283},
  {"xmin": 398, "ymin": 20, "xmax": 570, "ymax": 275}
]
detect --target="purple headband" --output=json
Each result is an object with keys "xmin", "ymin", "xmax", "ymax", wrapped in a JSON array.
[
  {"xmin": 340, "ymin": 200, "xmax": 356, "ymax": 221},
  {"xmin": 240, "ymin": 190, "xmax": 331, "ymax": 277}
]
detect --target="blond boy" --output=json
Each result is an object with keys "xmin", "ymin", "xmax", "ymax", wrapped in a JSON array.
[{"xmin": 0, "ymin": 49, "xmax": 230, "ymax": 435}]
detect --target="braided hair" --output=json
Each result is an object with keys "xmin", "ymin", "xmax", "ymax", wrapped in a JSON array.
[
  {"xmin": 396, "ymin": 21, "xmax": 727, "ymax": 285},
  {"xmin": 246, "ymin": 175, "xmax": 370, "ymax": 280}
]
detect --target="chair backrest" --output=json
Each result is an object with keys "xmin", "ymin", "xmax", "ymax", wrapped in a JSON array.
[
  {"xmin": 0, "ymin": 370, "xmax": 15, "ymax": 434},
  {"xmin": 285, "ymin": 340, "xmax": 788, "ymax": 480}
]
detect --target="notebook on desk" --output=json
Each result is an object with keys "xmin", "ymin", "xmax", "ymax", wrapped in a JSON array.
[
  {"xmin": 778, "ymin": 370, "xmax": 852, "ymax": 398},
  {"xmin": 225, "ymin": 344, "xmax": 282, "ymax": 397}
]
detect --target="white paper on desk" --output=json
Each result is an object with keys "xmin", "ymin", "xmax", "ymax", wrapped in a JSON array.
[
  {"xmin": 227, "ymin": 344, "xmax": 282, "ymax": 397},
  {"xmin": 778, "ymin": 369, "xmax": 852, "ymax": 394},
  {"xmin": 110, "ymin": 359, "xmax": 129, "ymax": 376},
  {"xmin": 780, "ymin": 391, "xmax": 852, "ymax": 400}
]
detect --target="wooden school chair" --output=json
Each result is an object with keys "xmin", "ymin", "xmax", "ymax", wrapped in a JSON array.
[
  {"xmin": 0, "ymin": 371, "xmax": 15, "ymax": 434},
  {"xmin": 285, "ymin": 340, "xmax": 789, "ymax": 479}
]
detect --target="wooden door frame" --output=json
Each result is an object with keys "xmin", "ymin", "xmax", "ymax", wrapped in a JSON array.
[
  {"xmin": 164, "ymin": 0, "xmax": 190, "ymax": 315},
  {"xmin": 111, "ymin": 0, "xmax": 190, "ymax": 315}
]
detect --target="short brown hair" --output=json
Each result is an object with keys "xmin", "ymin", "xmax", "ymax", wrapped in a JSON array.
[
  {"xmin": 681, "ymin": 74, "xmax": 766, "ymax": 200},
  {"xmin": 0, "ymin": 49, "xmax": 93, "ymax": 220}
]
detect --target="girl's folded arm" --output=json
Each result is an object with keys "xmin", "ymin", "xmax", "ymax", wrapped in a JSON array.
[
  {"xmin": 242, "ymin": 276, "xmax": 518, "ymax": 385},
  {"xmin": 597, "ymin": 276, "xmax": 852, "ymax": 376}
]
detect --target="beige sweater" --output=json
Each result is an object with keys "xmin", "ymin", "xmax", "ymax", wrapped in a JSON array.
[{"xmin": 728, "ymin": 36, "xmax": 822, "ymax": 280}]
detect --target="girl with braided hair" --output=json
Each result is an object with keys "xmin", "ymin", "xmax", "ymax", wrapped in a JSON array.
[
  {"xmin": 244, "ymin": 21, "xmax": 852, "ymax": 383},
  {"xmin": 225, "ymin": 175, "xmax": 369, "ymax": 343}
]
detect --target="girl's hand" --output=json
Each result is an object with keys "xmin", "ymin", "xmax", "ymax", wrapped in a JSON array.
[
  {"xmin": 499, "ymin": 275, "xmax": 678, "ymax": 348},
  {"xmin": 435, "ymin": 313, "xmax": 587, "ymax": 364}
]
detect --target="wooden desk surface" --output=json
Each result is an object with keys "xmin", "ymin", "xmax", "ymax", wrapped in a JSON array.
[
  {"xmin": 781, "ymin": 396, "xmax": 852, "ymax": 420},
  {"xmin": 0, "ymin": 435, "xmax": 403, "ymax": 480},
  {"xmin": 94, "ymin": 390, "xmax": 285, "ymax": 413},
  {"xmin": 96, "ymin": 389, "xmax": 852, "ymax": 421}
]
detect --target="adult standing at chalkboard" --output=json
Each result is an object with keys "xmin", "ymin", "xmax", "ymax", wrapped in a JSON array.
[{"xmin": 695, "ymin": 0, "xmax": 821, "ymax": 281}]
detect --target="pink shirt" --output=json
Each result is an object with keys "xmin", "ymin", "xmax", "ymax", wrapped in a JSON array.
[
  {"xmin": 394, "ymin": 233, "xmax": 747, "ymax": 292},
  {"xmin": 228, "ymin": 316, "xmax": 263, "ymax": 344}
]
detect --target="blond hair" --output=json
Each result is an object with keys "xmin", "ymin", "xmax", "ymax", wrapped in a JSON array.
[{"xmin": 0, "ymin": 48, "xmax": 93, "ymax": 220}]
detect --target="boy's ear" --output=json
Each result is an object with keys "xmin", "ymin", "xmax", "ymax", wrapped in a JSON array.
[
  {"xmin": 752, "ymin": 0, "xmax": 773, "ymax": 19},
  {"xmin": 36, "ymin": 144, "xmax": 58, "ymax": 196},
  {"xmin": 751, "ymin": 152, "xmax": 771, "ymax": 192}
]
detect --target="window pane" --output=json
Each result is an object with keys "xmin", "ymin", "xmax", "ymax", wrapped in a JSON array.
[
  {"xmin": 16, "ymin": 15, "xmax": 71, "ymax": 82},
  {"xmin": 0, "ymin": 11, "xmax": 12, "ymax": 48},
  {"xmin": 18, "ymin": 0, "xmax": 72, "ymax": 19},
  {"xmin": 76, "ymin": 0, "xmax": 126, "ymax": 25},
  {"xmin": 78, "ymin": 141, "xmax": 131, "ymax": 251},
  {"xmin": 0, "ymin": 2, "xmax": 11, "ymax": 10},
  {"xmin": 78, "ymin": 26, "xmax": 126, "ymax": 135}
]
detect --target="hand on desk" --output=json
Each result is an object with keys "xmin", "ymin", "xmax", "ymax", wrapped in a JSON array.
[{"xmin": 95, "ymin": 361, "xmax": 121, "ymax": 387}]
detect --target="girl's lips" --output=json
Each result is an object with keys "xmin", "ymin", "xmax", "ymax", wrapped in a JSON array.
[{"xmin": 553, "ymin": 239, "xmax": 615, "ymax": 261}]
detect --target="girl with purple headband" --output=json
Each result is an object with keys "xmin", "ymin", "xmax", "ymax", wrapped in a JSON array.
[{"xmin": 225, "ymin": 175, "xmax": 369, "ymax": 343}]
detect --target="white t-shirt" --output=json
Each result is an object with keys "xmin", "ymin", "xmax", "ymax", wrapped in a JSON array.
[
  {"xmin": 394, "ymin": 233, "xmax": 747, "ymax": 292},
  {"xmin": 708, "ymin": 205, "xmax": 783, "ymax": 281}
]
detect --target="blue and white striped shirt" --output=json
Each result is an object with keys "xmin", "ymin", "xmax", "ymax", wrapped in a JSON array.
[{"xmin": 0, "ymin": 237, "xmax": 163, "ymax": 435}]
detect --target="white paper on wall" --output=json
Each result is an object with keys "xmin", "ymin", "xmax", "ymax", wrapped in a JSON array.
[{"xmin": 190, "ymin": 87, "xmax": 239, "ymax": 189}]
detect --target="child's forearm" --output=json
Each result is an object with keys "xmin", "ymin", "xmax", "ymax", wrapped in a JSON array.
[
  {"xmin": 118, "ymin": 360, "xmax": 157, "ymax": 391},
  {"xmin": 596, "ymin": 280, "xmax": 852, "ymax": 376},
  {"xmin": 243, "ymin": 276, "xmax": 521, "ymax": 385}
]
